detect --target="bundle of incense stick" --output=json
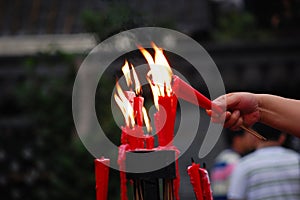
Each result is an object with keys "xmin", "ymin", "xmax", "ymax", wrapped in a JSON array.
[
  {"xmin": 134, "ymin": 180, "xmax": 143, "ymax": 200},
  {"xmin": 163, "ymin": 179, "xmax": 174, "ymax": 200}
]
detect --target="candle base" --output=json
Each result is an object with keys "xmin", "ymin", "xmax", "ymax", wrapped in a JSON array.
[{"xmin": 126, "ymin": 150, "xmax": 177, "ymax": 200}]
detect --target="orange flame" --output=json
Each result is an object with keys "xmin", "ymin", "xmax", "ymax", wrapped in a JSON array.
[
  {"xmin": 139, "ymin": 43, "xmax": 173, "ymax": 110},
  {"xmin": 121, "ymin": 60, "xmax": 132, "ymax": 88},
  {"xmin": 114, "ymin": 81, "xmax": 135, "ymax": 127},
  {"xmin": 142, "ymin": 107, "xmax": 152, "ymax": 133},
  {"xmin": 131, "ymin": 63, "xmax": 141, "ymax": 95},
  {"xmin": 121, "ymin": 60, "xmax": 141, "ymax": 95}
]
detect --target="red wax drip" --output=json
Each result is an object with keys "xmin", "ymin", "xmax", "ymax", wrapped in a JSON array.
[
  {"xmin": 187, "ymin": 162, "xmax": 204, "ymax": 200},
  {"xmin": 199, "ymin": 168, "xmax": 213, "ymax": 200},
  {"xmin": 174, "ymin": 151, "xmax": 180, "ymax": 200},
  {"xmin": 118, "ymin": 144, "xmax": 130, "ymax": 200},
  {"xmin": 95, "ymin": 157, "xmax": 110, "ymax": 200},
  {"xmin": 155, "ymin": 94, "xmax": 177, "ymax": 146},
  {"xmin": 121, "ymin": 131, "xmax": 128, "ymax": 145},
  {"xmin": 172, "ymin": 75, "xmax": 222, "ymax": 114}
]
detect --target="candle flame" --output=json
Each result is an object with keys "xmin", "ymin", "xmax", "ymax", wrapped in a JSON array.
[
  {"xmin": 114, "ymin": 81, "xmax": 135, "ymax": 127},
  {"xmin": 139, "ymin": 43, "xmax": 173, "ymax": 110},
  {"xmin": 142, "ymin": 107, "xmax": 152, "ymax": 133},
  {"xmin": 121, "ymin": 60, "xmax": 132, "ymax": 88},
  {"xmin": 121, "ymin": 60, "xmax": 142, "ymax": 95},
  {"xmin": 131, "ymin": 63, "xmax": 141, "ymax": 95}
]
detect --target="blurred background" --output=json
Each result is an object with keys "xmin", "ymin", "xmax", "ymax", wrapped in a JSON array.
[{"xmin": 1, "ymin": 0, "xmax": 300, "ymax": 199}]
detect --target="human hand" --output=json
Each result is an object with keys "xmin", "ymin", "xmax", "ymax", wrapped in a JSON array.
[{"xmin": 211, "ymin": 92, "xmax": 261, "ymax": 131}]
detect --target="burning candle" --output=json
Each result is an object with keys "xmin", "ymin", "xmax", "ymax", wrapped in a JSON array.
[
  {"xmin": 187, "ymin": 159, "xmax": 204, "ymax": 200},
  {"xmin": 95, "ymin": 157, "xmax": 110, "ymax": 200},
  {"xmin": 142, "ymin": 107, "xmax": 154, "ymax": 149},
  {"xmin": 133, "ymin": 96, "xmax": 145, "ymax": 148},
  {"xmin": 139, "ymin": 43, "xmax": 178, "ymax": 147},
  {"xmin": 133, "ymin": 96, "xmax": 144, "ymax": 127},
  {"xmin": 155, "ymin": 94, "xmax": 177, "ymax": 146}
]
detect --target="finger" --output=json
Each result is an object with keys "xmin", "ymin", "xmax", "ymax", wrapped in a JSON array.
[
  {"xmin": 226, "ymin": 93, "xmax": 240, "ymax": 108},
  {"xmin": 211, "ymin": 111, "xmax": 230, "ymax": 123},
  {"xmin": 213, "ymin": 95, "xmax": 227, "ymax": 111},
  {"xmin": 224, "ymin": 110, "xmax": 240, "ymax": 129},
  {"xmin": 231, "ymin": 117, "xmax": 243, "ymax": 131}
]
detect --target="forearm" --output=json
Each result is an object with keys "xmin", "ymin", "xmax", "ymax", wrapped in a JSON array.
[{"xmin": 256, "ymin": 94, "xmax": 300, "ymax": 137}]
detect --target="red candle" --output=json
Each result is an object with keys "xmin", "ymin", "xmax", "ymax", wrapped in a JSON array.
[
  {"xmin": 133, "ymin": 96, "xmax": 145, "ymax": 148},
  {"xmin": 172, "ymin": 75, "xmax": 222, "ymax": 114},
  {"xmin": 145, "ymin": 134, "xmax": 154, "ymax": 149},
  {"xmin": 155, "ymin": 94, "xmax": 177, "ymax": 146},
  {"xmin": 199, "ymin": 168, "xmax": 213, "ymax": 200},
  {"xmin": 95, "ymin": 157, "xmax": 110, "ymax": 200},
  {"xmin": 187, "ymin": 161, "xmax": 204, "ymax": 200},
  {"xmin": 133, "ymin": 96, "xmax": 144, "ymax": 127}
]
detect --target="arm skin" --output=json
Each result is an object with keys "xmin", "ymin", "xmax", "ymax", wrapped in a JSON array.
[
  {"xmin": 212, "ymin": 92, "xmax": 300, "ymax": 138},
  {"xmin": 257, "ymin": 94, "xmax": 300, "ymax": 137}
]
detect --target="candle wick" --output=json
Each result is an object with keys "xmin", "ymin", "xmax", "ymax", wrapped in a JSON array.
[{"xmin": 191, "ymin": 157, "xmax": 194, "ymax": 163}]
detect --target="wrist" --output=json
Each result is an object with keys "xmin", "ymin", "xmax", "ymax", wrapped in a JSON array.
[{"xmin": 254, "ymin": 94, "xmax": 265, "ymax": 123}]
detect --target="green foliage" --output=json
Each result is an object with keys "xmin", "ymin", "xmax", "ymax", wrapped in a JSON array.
[
  {"xmin": 213, "ymin": 11, "xmax": 272, "ymax": 42},
  {"xmin": 81, "ymin": 3, "xmax": 142, "ymax": 42},
  {"xmin": 15, "ymin": 52, "xmax": 97, "ymax": 200},
  {"xmin": 81, "ymin": 3, "xmax": 176, "ymax": 43}
]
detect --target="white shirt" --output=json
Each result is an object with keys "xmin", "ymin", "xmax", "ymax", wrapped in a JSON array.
[{"xmin": 228, "ymin": 146, "xmax": 300, "ymax": 200}]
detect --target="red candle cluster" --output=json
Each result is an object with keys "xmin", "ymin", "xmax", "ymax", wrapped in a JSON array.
[
  {"xmin": 187, "ymin": 160, "xmax": 213, "ymax": 200},
  {"xmin": 98, "ymin": 43, "xmax": 218, "ymax": 200}
]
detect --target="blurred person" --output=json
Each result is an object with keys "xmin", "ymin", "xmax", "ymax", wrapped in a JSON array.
[
  {"xmin": 227, "ymin": 123, "xmax": 300, "ymax": 200},
  {"xmin": 211, "ymin": 129, "xmax": 258, "ymax": 200},
  {"xmin": 211, "ymin": 92, "xmax": 300, "ymax": 138}
]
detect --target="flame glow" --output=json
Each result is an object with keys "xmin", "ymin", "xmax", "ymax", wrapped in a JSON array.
[
  {"xmin": 142, "ymin": 107, "xmax": 152, "ymax": 133},
  {"xmin": 121, "ymin": 60, "xmax": 132, "ymax": 88},
  {"xmin": 121, "ymin": 60, "xmax": 141, "ymax": 95},
  {"xmin": 114, "ymin": 81, "xmax": 135, "ymax": 127},
  {"xmin": 139, "ymin": 43, "xmax": 173, "ymax": 110},
  {"xmin": 131, "ymin": 64, "xmax": 141, "ymax": 95}
]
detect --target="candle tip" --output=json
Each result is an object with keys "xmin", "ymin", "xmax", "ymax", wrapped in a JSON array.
[{"xmin": 191, "ymin": 157, "xmax": 194, "ymax": 163}]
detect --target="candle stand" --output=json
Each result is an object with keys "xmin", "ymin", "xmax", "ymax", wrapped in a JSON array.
[
  {"xmin": 94, "ymin": 44, "xmax": 215, "ymax": 200},
  {"xmin": 126, "ymin": 150, "xmax": 176, "ymax": 200}
]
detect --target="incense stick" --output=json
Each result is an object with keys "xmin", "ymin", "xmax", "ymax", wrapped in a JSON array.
[{"xmin": 240, "ymin": 125, "xmax": 267, "ymax": 141}]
